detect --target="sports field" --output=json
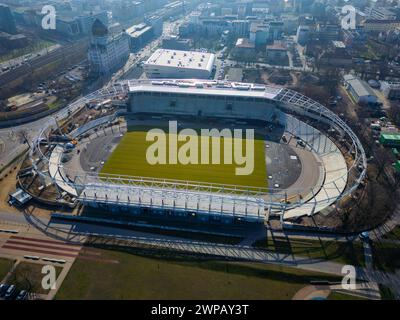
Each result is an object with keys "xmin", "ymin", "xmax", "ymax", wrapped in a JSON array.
[{"xmin": 101, "ymin": 127, "xmax": 267, "ymax": 188}]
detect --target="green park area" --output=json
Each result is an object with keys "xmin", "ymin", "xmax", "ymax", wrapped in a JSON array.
[
  {"xmin": 55, "ymin": 247, "xmax": 344, "ymax": 300},
  {"xmin": 254, "ymin": 237, "xmax": 365, "ymax": 266},
  {"xmin": 0, "ymin": 258, "xmax": 14, "ymax": 281}
]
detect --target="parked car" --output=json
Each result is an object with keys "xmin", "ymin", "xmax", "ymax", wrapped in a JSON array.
[
  {"xmin": 0, "ymin": 284, "xmax": 10, "ymax": 297},
  {"xmin": 16, "ymin": 290, "xmax": 28, "ymax": 300},
  {"xmin": 297, "ymin": 139, "xmax": 306, "ymax": 147},
  {"xmin": 4, "ymin": 285, "xmax": 17, "ymax": 299}
]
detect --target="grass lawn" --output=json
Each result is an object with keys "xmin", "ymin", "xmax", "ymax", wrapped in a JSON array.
[
  {"xmin": 8, "ymin": 262, "xmax": 62, "ymax": 294},
  {"xmin": 379, "ymin": 284, "xmax": 396, "ymax": 300},
  {"xmin": 382, "ymin": 226, "xmax": 400, "ymax": 241},
  {"xmin": 0, "ymin": 40, "xmax": 55, "ymax": 63},
  {"xmin": 56, "ymin": 248, "xmax": 342, "ymax": 300},
  {"xmin": 101, "ymin": 126, "xmax": 267, "ymax": 189},
  {"xmin": 371, "ymin": 242, "xmax": 400, "ymax": 273},
  {"xmin": 254, "ymin": 237, "xmax": 365, "ymax": 267},
  {"xmin": 0, "ymin": 258, "xmax": 14, "ymax": 281},
  {"xmin": 47, "ymin": 99, "xmax": 62, "ymax": 110}
]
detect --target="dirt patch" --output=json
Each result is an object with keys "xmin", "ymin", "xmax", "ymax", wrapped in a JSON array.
[{"xmin": 0, "ymin": 161, "xmax": 22, "ymax": 213}]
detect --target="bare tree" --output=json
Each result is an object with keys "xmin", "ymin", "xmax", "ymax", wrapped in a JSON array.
[{"xmin": 16, "ymin": 129, "xmax": 30, "ymax": 147}]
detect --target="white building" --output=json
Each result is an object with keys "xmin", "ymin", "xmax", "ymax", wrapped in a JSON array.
[
  {"xmin": 343, "ymin": 74, "xmax": 378, "ymax": 105},
  {"xmin": 144, "ymin": 49, "xmax": 216, "ymax": 79},
  {"xmin": 381, "ymin": 81, "xmax": 400, "ymax": 100},
  {"xmin": 88, "ymin": 19, "xmax": 130, "ymax": 75}
]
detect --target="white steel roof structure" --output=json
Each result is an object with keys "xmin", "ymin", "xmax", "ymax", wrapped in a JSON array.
[{"xmin": 29, "ymin": 79, "xmax": 367, "ymax": 222}]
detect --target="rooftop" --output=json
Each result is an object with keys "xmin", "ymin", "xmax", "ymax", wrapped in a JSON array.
[
  {"xmin": 332, "ymin": 40, "xmax": 346, "ymax": 48},
  {"xmin": 235, "ymin": 38, "xmax": 255, "ymax": 48},
  {"xmin": 128, "ymin": 79, "xmax": 281, "ymax": 100},
  {"xmin": 126, "ymin": 24, "xmax": 153, "ymax": 38},
  {"xmin": 266, "ymin": 41, "xmax": 286, "ymax": 51},
  {"xmin": 381, "ymin": 133, "xmax": 400, "ymax": 140},
  {"xmin": 250, "ymin": 21, "xmax": 267, "ymax": 33},
  {"xmin": 145, "ymin": 49, "xmax": 215, "ymax": 71},
  {"xmin": 365, "ymin": 19, "xmax": 400, "ymax": 24},
  {"xmin": 344, "ymin": 74, "xmax": 377, "ymax": 98}
]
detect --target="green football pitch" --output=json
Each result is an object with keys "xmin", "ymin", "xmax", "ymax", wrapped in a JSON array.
[{"xmin": 101, "ymin": 127, "xmax": 267, "ymax": 189}]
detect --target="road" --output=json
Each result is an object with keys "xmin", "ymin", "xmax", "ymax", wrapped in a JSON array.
[
  {"xmin": 0, "ymin": 41, "xmax": 87, "ymax": 87},
  {"xmin": 0, "ymin": 44, "xmax": 61, "ymax": 72},
  {"xmin": 108, "ymin": 18, "xmax": 189, "ymax": 85}
]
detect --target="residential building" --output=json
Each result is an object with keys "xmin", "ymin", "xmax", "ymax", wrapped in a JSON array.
[
  {"xmin": 296, "ymin": 25, "xmax": 310, "ymax": 45},
  {"xmin": 232, "ymin": 38, "xmax": 255, "ymax": 58},
  {"xmin": 266, "ymin": 41, "xmax": 287, "ymax": 61},
  {"xmin": 88, "ymin": 19, "xmax": 130, "ymax": 75},
  {"xmin": 0, "ymin": 3, "xmax": 17, "ymax": 34},
  {"xmin": 162, "ymin": 35, "xmax": 192, "ymax": 51}
]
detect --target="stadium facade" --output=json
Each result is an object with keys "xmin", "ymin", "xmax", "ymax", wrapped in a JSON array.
[{"xmin": 129, "ymin": 82, "xmax": 279, "ymax": 121}]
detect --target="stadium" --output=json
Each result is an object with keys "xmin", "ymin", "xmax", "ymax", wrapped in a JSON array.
[{"xmin": 27, "ymin": 79, "xmax": 367, "ymax": 226}]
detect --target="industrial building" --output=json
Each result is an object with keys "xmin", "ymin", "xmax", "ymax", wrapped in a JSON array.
[
  {"xmin": 343, "ymin": 74, "xmax": 378, "ymax": 105},
  {"xmin": 380, "ymin": 133, "xmax": 400, "ymax": 147},
  {"xmin": 143, "ymin": 49, "xmax": 215, "ymax": 79},
  {"xmin": 126, "ymin": 23, "xmax": 154, "ymax": 51},
  {"xmin": 381, "ymin": 81, "xmax": 400, "ymax": 100},
  {"xmin": 250, "ymin": 21, "xmax": 268, "ymax": 47},
  {"xmin": 162, "ymin": 35, "xmax": 192, "ymax": 51}
]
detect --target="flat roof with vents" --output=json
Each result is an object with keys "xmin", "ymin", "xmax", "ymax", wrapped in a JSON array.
[
  {"xmin": 144, "ymin": 49, "xmax": 216, "ymax": 79},
  {"xmin": 145, "ymin": 49, "xmax": 215, "ymax": 71}
]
